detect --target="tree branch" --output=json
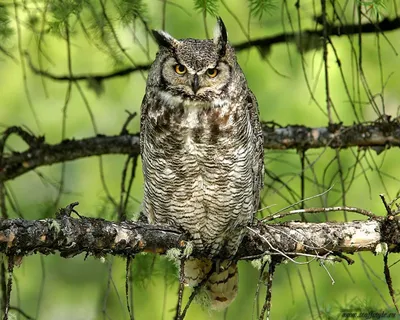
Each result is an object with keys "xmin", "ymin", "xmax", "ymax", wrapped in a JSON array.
[
  {"xmin": 26, "ymin": 17, "xmax": 400, "ymax": 82},
  {"xmin": 0, "ymin": 212, "xmax": 398, "ymax": 261},
  {"xmin": 234, "ymin": 17, "xmax": 400, "ymax": 51},
  {"xmin": 0, "ymin": 133, "xmax": 140, "ymax": 182},
  {"xmin": 1, "ymin": 121, "xmax": 399, "ymax": 182},
  {"xmin": 262, "ymin": 120, "xmax": 400, "ymax": 150},
  {"xmin": 25, "ymin": 52, "xmax": 150, "ymax": 82}
]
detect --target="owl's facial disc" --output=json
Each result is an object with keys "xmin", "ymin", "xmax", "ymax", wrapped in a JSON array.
[{"xmin": 160, "ymin": 55, "xmax": 231, "ymax": 101}]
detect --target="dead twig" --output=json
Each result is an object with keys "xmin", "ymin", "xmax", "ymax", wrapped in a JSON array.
[
  {"xmin": 380, "ymin": 194, "xmax": 392, "ymax": 216},
  {"xmin": 262, "ymin": 205, "xmax": 379, "ymax": 222},
  {"xmin": 259, "ymin": 258, "xmax": 280, "ymax": 320},
  {"xmin": 383, "ymin": 253, "xmax": 400, "ymax": 313}
]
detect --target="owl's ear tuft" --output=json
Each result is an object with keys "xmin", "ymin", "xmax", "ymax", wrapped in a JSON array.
[
  {"xmin": 152, "ymin": 30, "xmax": 179, "ymax": 49},
  {"xmin": 213, "ymin": 17, "xmax": 228, "ymax": 57}
]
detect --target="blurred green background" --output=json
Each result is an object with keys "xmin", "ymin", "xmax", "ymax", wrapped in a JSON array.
[{"xmin": 1, "ymin": 0, "xmax": 400, "ymax": 319}]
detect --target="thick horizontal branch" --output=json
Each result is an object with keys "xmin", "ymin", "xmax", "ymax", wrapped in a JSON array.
[
  {"xmin": 0, "ymin": 133, "xmax": 140, "ymax": 181},
  {"xmin": 26, "ymin": 18, "xmax": 400, "ymax": 82},
  {"xmin": 1, "ymin": 121, "xmax": 399, "ymax": 182},
  {"xmin": 262, "ymin": 120, "xmax": 400, "ymax": 150},
  {"xmin": 235, "ymin": 17, "xmax": 400, "ymax": 51},
  {"xmin": 0, "ymin": 214, "xmax": 398, "ymax": 260}
]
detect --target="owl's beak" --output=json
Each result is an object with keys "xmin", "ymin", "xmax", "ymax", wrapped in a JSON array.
[{"xmin": 192, "ymin": 74, "xmax": 200, "ymax": 94}]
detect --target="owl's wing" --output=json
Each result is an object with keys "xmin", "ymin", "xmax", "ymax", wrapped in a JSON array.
[
  {"xmin": 139, "ymin": 94, "xmax": 150, "ymax": 156},
  {"xmin": 247, "ymin": 91, "xmax": 265, "ymax": 213}
]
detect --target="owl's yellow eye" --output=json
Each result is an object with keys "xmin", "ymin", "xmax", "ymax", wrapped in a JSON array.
[
  {"xmin": 174, "ymin": 64, "xmax": 187, "ymax": 75},
  {"xmin": 206, "ymin": 68, "xmax": 218, "ymax": 78}
]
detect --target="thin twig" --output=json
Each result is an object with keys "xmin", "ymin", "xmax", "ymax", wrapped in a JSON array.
[
  {"xmin": 13, "ymin": 0, "xmax": 41, "ymax": 132},
  {"xmin": 262, "ymin": 205, "xmax": 379, "ymax": 222},
  {"xmin": 3, "ymin": 257, "xmax": 14, "ymax": 320},
  {"xmin": 259, "ymin": 259, "xmax": 279, "ymax": 320},
  {"xmin": 332, "ymin": 252, "xmax": 355, "ymax": 265},
  {"xmin": 34, "ymin": 255, "xmax": 46, "ymax": 320},
  {"xmin": 383, "ymin": 253, "xmax": 400, "ymax": 313},
  {"xmin": 0, "ymin": 183, "xmax": 7, "ymax": 219},
  {"xmin": 248, "ymin": 226, "xmax": 322, "ymax": 265},
  {"xmin": 321, "ymin": 0, "xmax": 332, "ymax": 123},
  {"xmin": 102, "ymin": 259, "xmax": 113, "ymax": 320},
  {"xmin": 175, "ymin": 259, "xmax": 185, "ymax": 320},
  {"xmin": 25, "ymin": 52, "xmax": 150, "ymax": 82},
  {"xmin": 0, "ymin": 262, "xmax": 6, "ymax": 317},
  {"xmin": 320, "ymin": 260, "xmax": 335, "ymax": 285},
  {"xmin": 161, "ymin": 262, "xmax": 168, "ymax": 320},
  {"xmin": 179, "ymin": 263, "xmax": 217, "ymax": 319},
  {"xmin": 122, "ymin": 156, "xmax": 140, "ymax": 216},
  {"xmin": 8, "ymin": 306, "xmax": 35, "ymax": 320},
  {"xmin": 125, "ymin": 258, "xmax": 134, "ymax": 320},
  {"xmin": 259, "ymin": 185, "xmax": 334, "ymax": 217},
  {"xmin": 380, "ymin": 194, "xmax": 392, "ymax": 215},
  {"xmin": 118, "ymin": 156, "xmax": 132, "ymax": 221},
  {"xmin": 253, "ymin": 261, "xmax": 268, "ymax": 320},
  {"xmin": 297, "ymin": 268, "xmax": 315, "ymax": 320},
  {"xmin": 120, "ymin": 111, "xmax": 138, "ymax": 135},
  {"xmin": 161, "ymin": 0, "xmax": 167, "ymax": 30}
]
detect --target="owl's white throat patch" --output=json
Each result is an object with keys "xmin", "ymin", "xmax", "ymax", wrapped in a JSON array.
[
  {"xmin": 159, "ymin": 91, "xmax": 184, "ymax": 107},
  {"xmin": 158, "ymin": 91, "xmax": 229, "ymax": 108}
]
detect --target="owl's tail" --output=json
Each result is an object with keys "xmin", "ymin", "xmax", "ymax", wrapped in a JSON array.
[{"xmin": 183, "ymin": 257, "xmax": 238, "ymax": 310}]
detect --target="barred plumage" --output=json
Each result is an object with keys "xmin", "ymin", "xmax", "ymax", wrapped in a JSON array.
[{"xmin": 140, "ymin": 18, "xmax": 264, "ymax": 309}]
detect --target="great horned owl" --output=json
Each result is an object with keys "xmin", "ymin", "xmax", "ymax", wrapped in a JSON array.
[{"xmin": 140, "ymin": 18, "xmax": 264, "ymax": 309}]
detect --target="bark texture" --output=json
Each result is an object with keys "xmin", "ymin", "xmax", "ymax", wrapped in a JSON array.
[
  {"xmin": 1, "ymin": 121, "xmax": 398, "ymax": 182},
  {"xmin": 0, "ymin": 215, "xmax": 398, "ymax": 260}
]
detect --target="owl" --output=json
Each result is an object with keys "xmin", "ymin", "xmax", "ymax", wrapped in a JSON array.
[{"xmin": 140, "ymin": 18, "xmax": 264, "ymax": 309}]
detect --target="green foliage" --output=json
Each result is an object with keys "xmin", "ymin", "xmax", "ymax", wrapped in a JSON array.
[
  {"xmin": 84, "ymin": 3, "xmax": 122, "ymax": 62},
  {"xmin": 0, "ymin": 6, "xmax": 13, "ymax": 41},
  {"xmin": 357, "ymin": 0, "xmax": 387, "ymax": 19},
  {"xmin": 115, "ymin": 0, "xmax": 148, "ymax": 26},
  {"xmin": 0, "ymin": 0, "xmax": 281, "ymax": 53},
  {"xmin": 193, "ymin": 0, "xmax": 219, "ymax": 16},
  {"xmin": 132, "ymin": 254, "xmax": 178, "ymax": 288},
  {"xmin": 49, "ymin": 0, "xmax": 84, "ymax": 21},
  {"xmin": 131, "ymin": 253, "xmax": 156, "ymax": 287},
  {"xmin": 48, "ymin": 0, "xmax": 84, "ymax": 34},
  {"xmin": 248, "ymin": 0, "xmax": 276, "ymax": 20},
  {"xmin": 160, "ymin": 256, "xmax": 179, "ymax": 287}
]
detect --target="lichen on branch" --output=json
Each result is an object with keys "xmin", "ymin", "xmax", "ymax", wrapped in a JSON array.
[{"xmin": 0, "ymin": 210, "xmax": 397, "ymax": 261}]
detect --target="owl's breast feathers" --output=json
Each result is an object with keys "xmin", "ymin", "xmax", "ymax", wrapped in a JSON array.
[{"xmin": 141, "ymin": 90, "xmax": 264, "ymax": 258}]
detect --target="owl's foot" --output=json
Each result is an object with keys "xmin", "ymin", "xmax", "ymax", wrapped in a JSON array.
[{"xmin": 136, "ymin": 211, "xmax": 149, "ymax": 223}]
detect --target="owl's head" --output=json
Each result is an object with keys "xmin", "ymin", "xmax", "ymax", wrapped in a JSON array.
[{"xmin": 150, "ymin": 18, "xmax": 241, "ymax": 102}]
